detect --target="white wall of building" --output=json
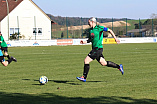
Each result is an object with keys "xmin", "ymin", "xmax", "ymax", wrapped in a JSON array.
[
  {"xmin": 1, "ymin": 0, "xmax": 51, "ymax": 40},
  {"xmin": 1, "ymin": 16, "xmax": 8, "ymax": 40}
]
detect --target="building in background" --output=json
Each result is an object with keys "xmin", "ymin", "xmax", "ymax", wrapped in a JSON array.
[{"xmin": 0, "ymin": 0, "xmax": 55, "ymax": 40}]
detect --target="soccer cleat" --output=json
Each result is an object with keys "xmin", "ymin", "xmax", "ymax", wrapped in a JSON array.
[
  {"xmin": 76, "ymin": 76, "xmax": 86, "ymax": 82},
  {"xmin": 11, "ymin": 56, "xmax": 17, "ymax": 62},
  {"xmin": 119, "ymin": 64, "xmax": 124, "ymax": 75}
]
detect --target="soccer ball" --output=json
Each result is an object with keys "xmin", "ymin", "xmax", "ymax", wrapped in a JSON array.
[{"xmin": 39, "ymin": 76, "xmax": 48, "ymax": 85}]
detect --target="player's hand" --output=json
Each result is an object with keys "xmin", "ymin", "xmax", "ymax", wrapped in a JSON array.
[
  {"xmin": 80, "ymin": 40, "xmax": 84, "ymax": 44},
  {"xmin": 0, "ymin": 41, "xmax": 2, "ymax": 43},
  {"xmin": 115, "ymin": 38, "xmax": 120, "ymax": 44}
]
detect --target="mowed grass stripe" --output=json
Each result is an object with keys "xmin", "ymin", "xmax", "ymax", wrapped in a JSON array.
[{"xmin": 0, "ymin": 43, "xmax": 156, "ymax": 104}]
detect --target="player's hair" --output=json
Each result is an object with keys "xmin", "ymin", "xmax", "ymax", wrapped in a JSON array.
[
  {"xmin": 89, "ymin": 17, "xmax": 99, "ymax": 25},
  {"xmin": 89, "ymin": 17, "xmax": 96, "ymax": 23}
]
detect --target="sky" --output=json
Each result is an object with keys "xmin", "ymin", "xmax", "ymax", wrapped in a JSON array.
[{"xmin": 32, "ymin": 0, "xmax": 157, "ymax": 19}]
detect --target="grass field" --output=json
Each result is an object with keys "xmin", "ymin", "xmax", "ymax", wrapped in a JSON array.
[{"xmin": 0, "ymin": 43, "xmax": 157, "ymax": 104}]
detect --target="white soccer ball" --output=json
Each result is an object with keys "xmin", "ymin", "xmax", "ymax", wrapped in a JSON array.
[{"xmin": 39, "ymin": 76, "xmax": 48, "ymax": 85}]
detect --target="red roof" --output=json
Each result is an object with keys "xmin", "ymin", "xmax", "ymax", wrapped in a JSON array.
[
  {"xmin": 0, "ymin": 0, "xmax": 55, "ymax": 23},
  {"xmin": 0, "ymin": 0, "xmax": 23, "ymax": 21}
]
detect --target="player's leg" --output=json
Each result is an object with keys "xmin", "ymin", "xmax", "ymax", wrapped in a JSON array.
[
  {"xmin": 3, "ymin": 47, "xmax": 10, "ymax": 59},
  {"xmin": 106, "ymin": 60, "xmax": 124, "ymax": 75},
  {"xmin": 3, "ymin": 47, "xmax": 17, "ymax": 62},
  {"xmin": 4, "ymin": 52, "xmax": 10, "ymax": 59},
  {"xmin": 1, "ymin": 61, "xmax": 9, "ymax": 66},
  {"xmin": 10, "ymin": 56, "xmax": 17, "ymax": 62},
  {"xmin": 1, "ymin": 56, "xmax": 16, "ymax": 66},
  {"xmin": 1, "ymin": 57, "xmax": 14, "ymax": 66},
  {"xmin": 76, "ymin": 56, "xmax": 93, "ymax": 82},
  {"xmin": 97, "ymin": 55, "xmax": 124, "ymax": 75},
  {"xmin": 77, "ymin": 49, "xmax": 97, "ymax": 82},
  {"xmin": 83, "ymin": 56, "xmax": 93, "ymax": 78},
  {"xmin": 0, "ymin": 56, "xmax": 9, "ymax": 66},
  {"xmin": 0, "ymin": 56, "xmax": 7, "ymax": 66}
]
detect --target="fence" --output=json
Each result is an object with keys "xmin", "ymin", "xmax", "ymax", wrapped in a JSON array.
[
  {"xmin": 51, "ymin": 18, "xmax": 157, "ymax": 39},
  {"xmin": 4, "ymin": 16, "xmax": 157, "ymax": 40}
]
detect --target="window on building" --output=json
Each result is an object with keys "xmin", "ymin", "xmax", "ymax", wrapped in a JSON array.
[
  {"xmin": 33, "ymin": 28, "xmax": 42, "ymax": 35},
  {"xmin": 15, "ymin": 28, "xmax": 19, "ymax": 34},
  {"xmin": 10, "ymin": 28, "xmax": 14, "ymax": 35},
  {"xmin": 33, "ymin": 28, "xmax": 37, "ymax": 35},
  {"xmin": 10, "ymin": 28, "xmax": 20, "ymax": 35},
  {"xmin": 38, "ymin": 28, "xmax": 42, "ymax": 35}
]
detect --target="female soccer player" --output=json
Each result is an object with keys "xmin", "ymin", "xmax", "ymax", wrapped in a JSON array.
[
  {"xmin": 0, "ymin": 32, "xmax": 11, "ymax": 59},
  {"xmin": 76, "ymin": 17, "xmax": 124, "ymax": 82},
  {"xmin": 0, "ymin": 49, "xmax": 17, "ymax": 66}
]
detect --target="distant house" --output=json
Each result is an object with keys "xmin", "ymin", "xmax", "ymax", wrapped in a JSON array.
[
  {"xmin": 141, "ymin": 25, "xmax": 157, "ymax": 37},
  {"xmin": 0, "ymin": 0, "xmax": 55, "ymax": 40},
  {"xmin": 127, "ymin": 28, "xmax": 149, "ymax": 37}
]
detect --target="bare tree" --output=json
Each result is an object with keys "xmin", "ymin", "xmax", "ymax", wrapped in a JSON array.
[{"xmin": 150, "ymin": 13, "xmax": 157, "ymax": 19}]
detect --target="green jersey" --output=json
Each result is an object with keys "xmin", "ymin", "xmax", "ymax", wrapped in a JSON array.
[
  {"xmin": 88, "ymin": 25, "xmax": 108, "ymax": 50},
  {"xmin": 0, "ymin": 36, "xmax": 7, "ymax": 47}
]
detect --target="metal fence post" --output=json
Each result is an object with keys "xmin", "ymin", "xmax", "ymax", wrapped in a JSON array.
[
  {"xmin": 66, "ymin": 17, "xmax": 68, "ymax": 38},
  {"xmin": 17, "ymin": 16, "xmax": 19, "ymax": 40},
  {"xmin": 126, "ymin": 18, "xmax": 127, "ymax": 36},
  {"xmin": 139, "ymin": 18, "xmax": 141, "ymax": 37},
  {"xmin": 152, "ymin": 19, "xmax": 154, "ymax": 36},
  {"xmin": 81, "ymin": 17, "xmax": 83, "ymax": 38},
  {"xmin": 112, "ymin": 18, "xmax": 113, "ymax": 31}
]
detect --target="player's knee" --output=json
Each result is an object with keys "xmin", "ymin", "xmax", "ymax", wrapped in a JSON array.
[
  {"xmin": 2, "ymin": 62, "xmax": 8, "ymax": 67},
  {"xmin": 84, "ymin": 57, "xmax": 91, "ymax": 64},
  {"xmin": 3, "ymin": 64, "xmax": 8, "ymax": 67},
  {"xmin": 4, "ymin": 52, "xmax": 8, "ymax": 56},
  {"xmin": 99, "ymin": 58, "xmax": 107, "ymax": 66},
  {"xmin": 100, "ymin": 61, "xmax": 107, "ymax": 66},
  {"xmin": 84, "ymin": 59, "xmax": 89, "ymax": 64}
]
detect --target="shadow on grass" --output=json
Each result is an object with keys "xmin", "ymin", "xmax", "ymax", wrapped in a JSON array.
[
  {"xmin": 0, "ymin": 92, "xmax": 156, "ymax": 104},
  {"xmin": 23, "ymin": 79, "xmax": 105, "ymax": 85},
  {"xmin": 49, "ymin": 80, "xmax": 82, "ymax": 85},
  {"xmin": 30, "ymin": 79, "xmax": 82, "ymax": 85},
  {"xmin": 49, "ymin": 80, "xmax": 105, "ymax": 84}
]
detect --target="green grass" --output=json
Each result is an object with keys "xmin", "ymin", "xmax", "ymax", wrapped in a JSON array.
[{"xmin": 0, "ymin": 43, "xmax": 157, "ymax": 104}]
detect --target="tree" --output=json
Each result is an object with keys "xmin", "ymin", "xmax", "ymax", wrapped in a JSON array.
[
  {"xmin": 143, "ymin": 19, "xmax": 157, "ymax": 25},
  {"xmin": 150, "ymin": 13, "xmax": 157, "ymax": 19}
]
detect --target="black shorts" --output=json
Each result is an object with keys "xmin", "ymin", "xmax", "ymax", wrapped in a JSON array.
[
  {"xmin": 0, "ymin": 56, "xmax": 5, "ymax": 62},
  {"xmin": 1, "ymin": 47, "xmax": 8, "ymax": 52},
  {"xmin": 88, "ymin": 48, "xmax": 104, "ymax": 61}
]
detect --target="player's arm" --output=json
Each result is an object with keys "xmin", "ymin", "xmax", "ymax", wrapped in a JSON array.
[
  {"xmin": 80, "ymin": 32, "xmax": 91, "ymax": 44},
  {"xmin": 0, "ymin": 36, "xmax": 2, "ymax": 43},
  {"xmin": 80, "ymin": 39, "xmax": 92, "ymax": 44},
  {"xmin": 80, "ymin": 40, "xmax": 87, "ymax": 44},
  {"xmin": 103, "ymin": 27, "xmax": 120, "ymax": 44},
  {"xmin": 107, "ymin": 28, "xmax": 120, "ymax": 44},
  {"xmin": 0, "ymin": 36, "xmax": 4, "ymax": 43}
]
